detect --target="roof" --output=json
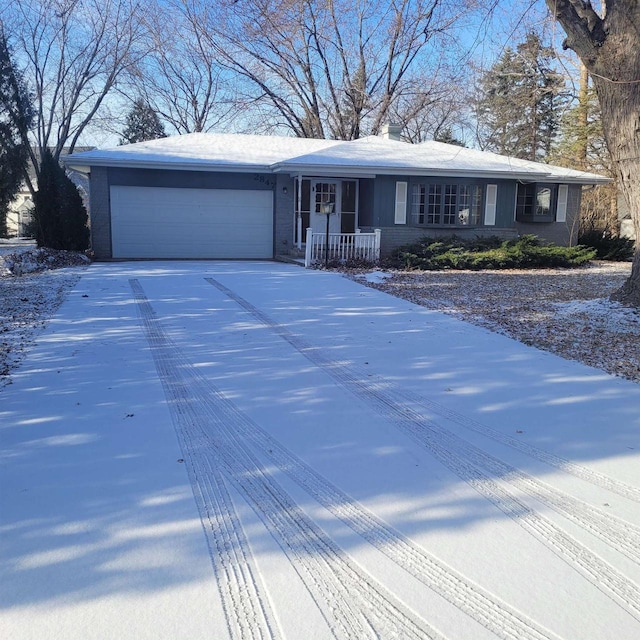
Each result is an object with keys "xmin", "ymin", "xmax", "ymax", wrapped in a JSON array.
[
  {"xmin": 62, "ymin": 133, "xmax": 338, "ymax": 173},
  {"xmin": 63, "ymin": 132, "xmax": 610, "ymax": 185}
]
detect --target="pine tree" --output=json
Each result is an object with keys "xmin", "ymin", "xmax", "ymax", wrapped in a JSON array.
[
  {"xmin": 476, "ymin": 32, "xmax": 568, "ymax": 162},
  {"xmin": 550, "ymin": 71, "xmax": 618, "ymax": 234},
  {"xmin": 32, "ymin": 150, "xmax": 89, "ymax": 251},
  {"xmin": 0, "ymin": 28, "xmax": 33, "ymax": 237},
  {"xmin": 120, "ymin": 99, "xmax": 166, "ymax": 145},
  {"xmin": 434, "ymin": 128, "xmax": 465, "ymax": 147}
]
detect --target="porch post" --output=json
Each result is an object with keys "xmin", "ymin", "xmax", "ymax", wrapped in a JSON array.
[
  {"xmin": 304, "ymin": 227, "xmax": 313, "ymax": 267},
  {"xmin": 296, "ymin": 173, "xmax": 303, "ymax": 250},
  {"xmin": 374, "ymin": 228, "xmax": 381, "ymax": 261}
]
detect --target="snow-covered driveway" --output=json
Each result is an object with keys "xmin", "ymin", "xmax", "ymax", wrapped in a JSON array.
[{"xmin": 2, "ymin": 261, "xmax": 640, "ymax": 640}]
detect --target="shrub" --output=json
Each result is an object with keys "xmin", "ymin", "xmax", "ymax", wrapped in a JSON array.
[
  {"xmin": 577, "ymin": 229, "xmax": 634, "ymax": 261},
  {"xmin": 32, "ymin": 149, "xmax": 90, "ymax": 252},
  {"xmin": 384, "ymin": 235, "xmax": 596, "ymax": 270}
]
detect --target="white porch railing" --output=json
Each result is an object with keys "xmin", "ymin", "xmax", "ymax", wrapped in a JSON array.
[{"xmin": 304, "ymin": 228, "xmax": 381, "ymax": 268}]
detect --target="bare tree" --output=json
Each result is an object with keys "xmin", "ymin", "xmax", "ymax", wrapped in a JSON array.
[
  {"xmin": 193, "ymin": 0, "xmax": 474, "ymax": 140},
  {"xmin": 125, "ymin": 0, "xmax": 239, "ymax": 134},
  {"xmin": 1, "ymin": 0, "xmax": 147, "ymax": 191},
  {"xmin": 394, "ymin": 82, "xmax": 469, "ymax": 143},
  {"xmin": 544, "ymin": 0, "xmax": 640, "ymax": 306}
]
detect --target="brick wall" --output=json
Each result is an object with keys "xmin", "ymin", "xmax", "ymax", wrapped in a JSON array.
[{"xmin": 363, "ymin": 225, "xmax": 517, "ymax": 256}]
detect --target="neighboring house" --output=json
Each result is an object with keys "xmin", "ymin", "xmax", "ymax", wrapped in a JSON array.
[
  {"xmin": 6, "ymin": 157, "xmax": 37, "ymax": 237},
  {"xmin": 63, "ymin": 128, "xmax": 609, "ymax": 260},
  {"xmin": 5, "ymin": 148, "xmax": 93, "ymax": 238},
  {"xmin": 6, "ymin": 191, "xmax": 34, "ymax": 237}
]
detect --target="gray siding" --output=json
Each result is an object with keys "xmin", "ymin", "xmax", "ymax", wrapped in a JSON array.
[
  {"xmin": 108, "ymin": 168, "xmax": 274, "ymax": 191},
  {"xmin": 515, "ymin": 184, "xmax": 582, "ymax": 246},
  {"xmin": 274, "ymin": 174, "xmax": 295, "ymax": 253},
  {"xmin": 88, "ymin": 166, "xmax": 112, "ymax": 259},
  {"xmin": 372, "ymin": 176, "xmax": 409, "ymax": 227},
  {"xmin": 357, "ymin": 179, "xmax": 375, "ymax": 227}
]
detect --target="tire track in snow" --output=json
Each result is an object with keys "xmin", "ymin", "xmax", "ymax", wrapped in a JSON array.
[
  {"xmin": 131, "ymin": 279, "xmax": 444, "ymax": 640},
  {"xmin": 187, "ymin": 373, "xmax": 560, "ymax": 639},
  {"xmin": 137, "ymin": 284, "xmax": 561, "ymax": 639},
  {"xmin": 393, "ymin": 393, "xmax": 640, "ymax": 567},
  {"xmin": 205, "ymin": 276, "xmax": 640, "ymax": 623},
  {"xmin": 131, "ymin": 280, "xmax": 283, "ymax": 640},
  {"xmin": 397, "ymin": 389, "xmax": 640, "ymax": 505},
  {"xmin": 191, "ymin": 444, "xmax": 283, "ymax": 640}
]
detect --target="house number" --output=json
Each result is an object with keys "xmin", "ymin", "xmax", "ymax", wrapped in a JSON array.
[{"xmin": 254, "ymin": 174, "xmax": 274, "ymax": 188}]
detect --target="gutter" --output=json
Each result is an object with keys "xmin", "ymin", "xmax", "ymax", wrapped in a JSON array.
[
  {"xmin": 61, "ymin": 156, "xmax": 274, "ymax": 174},
  {"xmin": 62, "ymin": 156, "xmax": 612, "ymax": 186}
]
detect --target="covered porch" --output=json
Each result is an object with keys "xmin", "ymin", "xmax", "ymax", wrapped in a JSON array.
[{"xmin": 291, "ymin": 176, "xmax": 381, "ymax": 267}]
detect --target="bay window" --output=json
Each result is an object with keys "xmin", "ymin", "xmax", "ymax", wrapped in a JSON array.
[{"xmin": 411, "ymin": 182, "xmax": 484, "ymax": 227}]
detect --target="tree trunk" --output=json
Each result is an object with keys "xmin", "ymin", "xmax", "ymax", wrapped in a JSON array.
[
  {"xmin": 575, "ymin": 64, "xmax": 589, "ymax": 170},
  {"xmin": 594, "ymin": 76, "xmax": 640, "ymax": 305},
  {"xmin": 545, "ymin": 0, "xmax": 640, "ymax": 306}
]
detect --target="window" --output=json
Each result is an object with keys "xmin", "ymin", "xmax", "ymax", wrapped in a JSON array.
[
  {"xmin": 427, "ymin": 184, "xmax": 441, "ymax": 224},
  {"xmin": 411, "ymin": 182, "xmax": 484, "ymax": 227},
  {"xmin": 458, "ymin": 185, "xmax": 470, "ymax": 225},
  {"xmin": 516, "ymin": 183, "xmax": 557, "ymax": 222},
  {"xmin": 411, "ymin": 184, "xmax": 425, "ymax": 224},
  {"xmin": 536, "ymin": 187, "xmax": 552, "ymax": 217},
  {"xmin": 471, "ymin": 185, "xmax": 483, "ymax": 225},
  {"xmin": 443, "ymin": 184, "xmax": 457, "ymax": 225}
]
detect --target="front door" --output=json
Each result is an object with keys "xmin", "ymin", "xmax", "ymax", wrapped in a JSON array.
[{"xmin": 311, "ymin": 180, "xmax": 341, "ymax": 234}]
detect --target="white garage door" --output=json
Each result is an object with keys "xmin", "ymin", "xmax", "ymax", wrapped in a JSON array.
[{"xmin": 110, "ymin": 186, "xmax": 273, "ymax": 259}]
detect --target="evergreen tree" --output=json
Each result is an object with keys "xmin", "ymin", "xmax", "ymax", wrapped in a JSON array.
[
  {"xmin": 120, "ymin": 98, "xmax": 166, "ymax": 144},
  {"xmin": 0, "ymin": 28, "xmax": 33, "ymax": 237},
  {"xmin": 550, "ymin": 72, "xmax": 618, "ymax": 234},
  {"xmin": 32, "ymin": 149, "xmax": 89, "ymax": 251},
  {"xmin": 434, "ymin": 128, "xmax": 465, "ymax": 147},
  {"xmin": 476, "ymin": 32, "xmax": 568, "ymax": 162}
]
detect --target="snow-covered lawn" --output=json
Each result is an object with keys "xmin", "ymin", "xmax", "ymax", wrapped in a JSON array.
[{"xmin": 2, "ymin": 261, "xmax": 640, "ymax": 639}]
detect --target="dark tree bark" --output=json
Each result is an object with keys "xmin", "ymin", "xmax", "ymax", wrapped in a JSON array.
[{"xmin": 545, "ymin": 0, "xmax": 640, "ymax": 305}]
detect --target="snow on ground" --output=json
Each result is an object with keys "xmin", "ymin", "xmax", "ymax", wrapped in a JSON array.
[
  {"xmin": 0, "ymin": 243, "xmax": 88, "ymax": 386},
  {"xmin": 352, "ymin": 261, "xmax": 640, "ymax": 382},
  {"xmin": 2, "ymin": 260, "xmax": 640, "ymax": 639}
]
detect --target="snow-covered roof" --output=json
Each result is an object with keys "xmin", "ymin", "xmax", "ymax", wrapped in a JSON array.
[
  {"xmin": 63, "ymin": 133, "xmax": 340, "ymax": 173},
  {"xmin": 63, "ymin": 132, "xmax": 610, "ymax": 185}
]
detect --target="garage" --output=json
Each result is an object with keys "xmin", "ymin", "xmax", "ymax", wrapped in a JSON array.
[{"xmin": 110, "ymin": 186, "xmax": 274, "ymax": 259}]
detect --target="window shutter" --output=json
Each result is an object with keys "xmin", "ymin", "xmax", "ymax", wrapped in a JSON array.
[
  {"xmin": 556, "ymin": 185, "xmax": 568, "ymax": 222},
  {"xmin": 395, "ymin": 181, "xmax": 407, "ymax": 224},
  {"xmin": 485, "ymin": 184, "xmax": 497, "ymax": 226}
]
